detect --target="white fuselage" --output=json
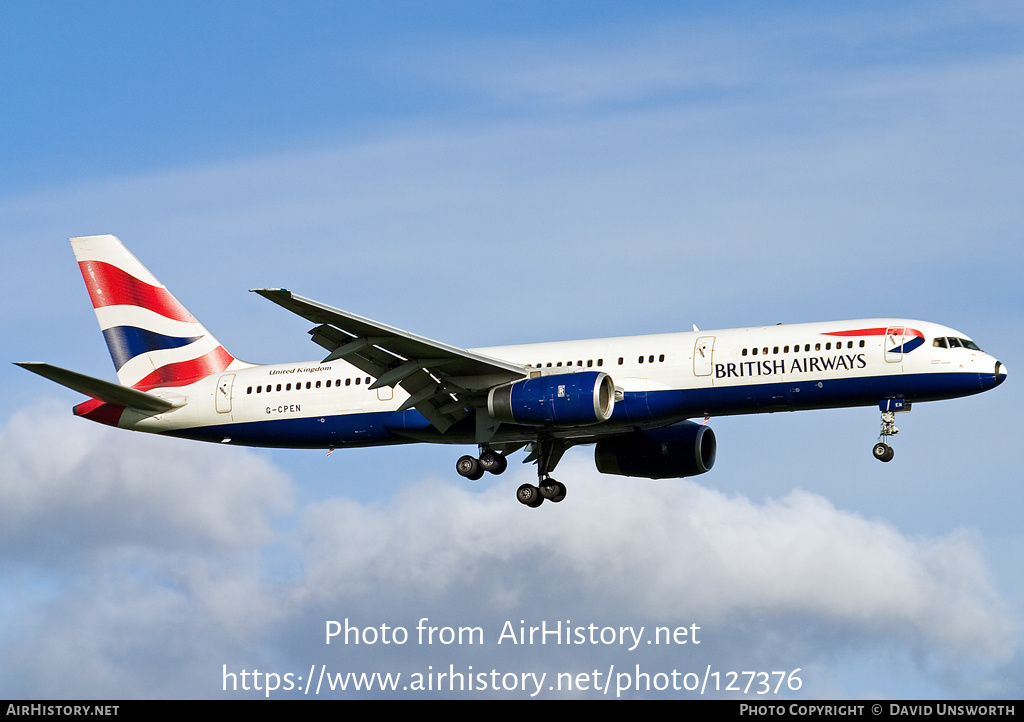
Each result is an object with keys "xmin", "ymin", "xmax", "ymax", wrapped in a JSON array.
[{"xmin": 121, "ymin": 318, "xmax": 1005, "ymax": 450}]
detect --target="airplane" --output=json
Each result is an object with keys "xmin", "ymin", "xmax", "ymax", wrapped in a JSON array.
[{"xmin": 17, "ymin": 235, "xmax": 1007, "ymax": 508}]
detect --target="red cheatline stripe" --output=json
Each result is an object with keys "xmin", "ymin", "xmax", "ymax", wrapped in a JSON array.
[
  {"xmin": 822, "ymin": 327, "xmax": 887, "ymax": 337},
  {"xmin": 131, "ymin": 346, "xmax": 235, "ymax": 390},
  {"xmin": 78, "ymin": 260, "xmax": 195, "ymax": 323},
  {"xmin": 823, "ymin": 327, "xmax": 923, "ymax": 338},
  {"xmin": 73, "ymin": 399, "xmax": 125, "ymax": 427}
]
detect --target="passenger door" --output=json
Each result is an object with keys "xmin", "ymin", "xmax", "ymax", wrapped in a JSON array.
[
  {"xmin": 216, "ymin": 374, "xmax": 235, "ymax": 413},
  {"xmin": 693, "ymin": 336, "xmax": 716, "ymax": 376}
]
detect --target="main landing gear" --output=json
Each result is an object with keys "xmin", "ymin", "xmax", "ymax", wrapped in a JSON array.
[
  {"xmin": 457, "ymin": 438, "xmax": 569, "ymax": 508},
  {"xmin": 513, "ymin": 437, "xmax": 568, "ymax": 509},
  {"xmin": 872, "ymin": 399, "xmax": 907, "ymax": 463},
  {"xmin": 455, "ymin": 447, "xmax": 508, "ymax": 481},
  {"xmin": 515, "ymin": 478, "xmax": 566, "ymax": 508}
]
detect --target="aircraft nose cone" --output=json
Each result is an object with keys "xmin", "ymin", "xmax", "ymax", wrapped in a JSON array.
[{"xmin": 996, "ymin": 360, "xmax": 1007, "ymax": 385}]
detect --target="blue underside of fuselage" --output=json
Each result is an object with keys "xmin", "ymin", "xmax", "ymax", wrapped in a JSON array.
[{"xmin": 162, "ymin": 371, "xmax": 1001, "ymax": 449}]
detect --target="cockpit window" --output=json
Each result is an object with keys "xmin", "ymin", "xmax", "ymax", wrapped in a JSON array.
[{"xmin": 934, "ymin": 336, "xmax": 983, "ymax": 351}]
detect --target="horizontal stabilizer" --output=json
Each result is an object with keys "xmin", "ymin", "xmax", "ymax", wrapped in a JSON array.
[{"xmin": 14, "ymin": 362, "xmax": 180, "ymax": 413}]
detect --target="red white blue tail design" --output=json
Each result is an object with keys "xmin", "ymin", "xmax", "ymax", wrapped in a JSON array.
[{"xmin": 71, "ymin": 234, "xmax": 239, "ymax": 390}]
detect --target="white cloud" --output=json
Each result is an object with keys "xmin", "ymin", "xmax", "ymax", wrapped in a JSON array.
[
  {"xmin": 0, "ymin": 400, "xmax": 293, "ymax": 561},
  {"xmin": 0, "ymin": 405, "xmax": 1017, "ymax": 698},
  {"xmin": 298, "ymin": 457, "xmax": 1016, "ymax": 661}
]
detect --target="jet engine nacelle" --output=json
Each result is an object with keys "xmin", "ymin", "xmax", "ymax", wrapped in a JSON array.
[
  {"xmin": 488, "ymin": 371, "xmax": 615, "ymax": 425},
  {"xmin": 594, "ymin": 422, "xmax": 717, "ymax": 479}
]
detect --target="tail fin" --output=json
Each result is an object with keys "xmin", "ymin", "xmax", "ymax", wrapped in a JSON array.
[{"xmin": 71, "ymin": 235, "xmax": 238, "ymax": 390}]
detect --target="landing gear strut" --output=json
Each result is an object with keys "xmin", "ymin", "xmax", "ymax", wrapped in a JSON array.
[{"xmin": 873, "ymin": 400, "xmax": 907, "ymax": 463}]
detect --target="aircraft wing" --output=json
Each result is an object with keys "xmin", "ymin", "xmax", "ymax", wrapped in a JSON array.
[{"xmin": 252, "ymin": 289, "xmax": 528, "ymax": 433}]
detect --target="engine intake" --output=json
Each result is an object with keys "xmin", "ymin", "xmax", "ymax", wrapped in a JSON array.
[
  {"xmin": 488, "ymin": 371, "xmax": 615, "ymax": 426},
  {"xmin": 595, "ymin": 422, "xmax": 716, "ymax": 479}
]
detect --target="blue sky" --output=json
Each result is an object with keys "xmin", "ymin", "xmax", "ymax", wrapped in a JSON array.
[{"xmin": 2, "ymin": 1, "xmax": 1022, "ymax": 699}]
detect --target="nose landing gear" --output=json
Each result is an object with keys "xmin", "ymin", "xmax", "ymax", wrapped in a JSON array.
[{"xmin": 873, "ymin": 399, "xmax": 908, "ymax": 463}]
